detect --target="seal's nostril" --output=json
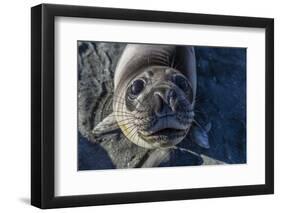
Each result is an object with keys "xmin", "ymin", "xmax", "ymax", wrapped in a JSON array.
[
  {"xmin": 168, "ymin": 90, "xmax": 177, "ymax": 112},
  {"xmin": 169, "ymin": 89, "xmax": 176, "ymax": 100},
  {"xmin": 169, "ymin": 90, "xmax": 177, "ymax": 99},
  {"xmin": 154, "ymin": 90, "xmax": 176, "ymax": 116},
  {"xmin": 154, "ymin": 93, "xmax": 164, "ymax": 114}
]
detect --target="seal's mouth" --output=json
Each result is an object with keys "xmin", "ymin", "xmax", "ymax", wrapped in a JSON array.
[
  {"xmin": 138, "ymin": 127, "xmax": 188, "ymax": 146},
  {"xmin": 146, "ymin": 127, "xmax": 186, "ymax": 137},
  {"xmin": 140, "ymin": 116, "xmax": 190, "ymax": 135},
  {"xmin": 138, "ymin": 116, "xmax": 191, "ymax": 143}
]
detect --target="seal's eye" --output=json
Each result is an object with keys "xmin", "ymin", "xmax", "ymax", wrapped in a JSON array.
[
  {"xmin": 174, "ymin": 75, "xmax": 189, "ymax": 91},
  {"xmin": 174, "ymin": 75, "xmax": 193, "ymax": 101},
  {"xmin": 130, "ymin": 79, "xmax": 145, "ymax": 96}
]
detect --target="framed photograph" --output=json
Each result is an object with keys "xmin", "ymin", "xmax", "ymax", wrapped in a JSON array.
[{"xmin": 31, "ymin": 4, "xmax": 274, "ymax": 209}]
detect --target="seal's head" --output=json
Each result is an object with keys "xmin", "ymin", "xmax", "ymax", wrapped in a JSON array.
[{"xmin": 114, "ymin": 65, "xmax": 195, "ymax": 149}]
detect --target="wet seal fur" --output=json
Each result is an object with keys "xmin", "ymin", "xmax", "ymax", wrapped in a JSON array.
[{"xmin": 93, "ymin": 44, "xmax": 210, "ymax": 150}]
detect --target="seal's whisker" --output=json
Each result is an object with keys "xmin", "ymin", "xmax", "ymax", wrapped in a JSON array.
[
  {"xmin": 153, "ymin": 58, "xmax": 168, "ymax": 64},
  {"xmin": 104, "ymin": 114, "xmax": 133, "ymax": 120},
  {"xmin": 150, "ymin": 57, "xmax": 169, "ymax": 66},
  {"xmin": 118, "ymin": 123, "xmax": 135, "ymax": 129},
  {"xmin": 154, "ymin": 52, "xmax": 168, "ymax": 57},
  {"xmin": 195, "ymin": 96, "xmax": 204, "ymax": 103},
  {"xmin": 133, "ymin": 128, "xmax": 140, "ymax": 146},
  {"xmin": 112, "ymin": 96, "xmax": 125, "ymax": 101},
  {"xmin": 124, "ymin": 123, "xmax": 138, "ymax": 137},
  {"xmin": 114, "ymin": 106, "xmax": 152, "ymax": 115},
  {"xmin": 128, "ymin": 126, "xmax": 138, "ymax": 138},
  {"xmin": 112, "ymin": 100, "xmax": 127, "ymax": 106},
  {"xmin": 112, "ymin": 110, "xmax": 133, "ymax": 116},
  {"xmin": 112, "ymin": 112, "xmax": 134, "ymax": 117},
  {"xmin": 113, "ymin": 94, "xmax": 137, "ymax": 104},
  {"xmin": 131, "ymin": 125, "xmax": 141, "ymax": 139},
  {"xmin": 114, "ymin": 114, "xmax": 133, "ymax": 119},
  {"xmin": 112, "ymin": 97, "xmax": 126, "ymax": 103},
  {"xmin": 174, "ymin": 57, "xmax": 184, "ymax": 70},
  {"xmin": 112, "ymin": 109, "xmax": 132, "ymax": 113},
  {"xmin": 167, "ymin": 55, "xmax": 170, "ymax": 66},
  {"xmin": 173, "ymin": 52, "xmax": 184, "ymax": 69},
  {"xmin": 118, "ymin": 118, "xmax": 137, "ymax": 127},
  {"xmin": 171, "ymin": 49, "xmax": 177, "ymax": 68},
  {"xmin": 154, "ymin": 51, "xmax": 170, "ymax": 59},
  {"xmin": 152, "ymin": 52, "xmax": 170, "ymax": 59},
  {"xmin": 117, "ymin": 116, "xmax": 136, "ymax": 121},
  {"xmin": 104, "ymin": 111, "xmax": 132, "ymax": 116},
  {"xmin": 120, "ymin": 123, "xmax": 137, "ymax": 134},
  {"xmin": 119, "ymin": 123, "xmax": 136, "ymax": 131},
  {"xmin": 113, "ymin": 109, "xmax": 151, "ymax": 116},
  {"xmin": 171, "ymin": 54, "xmax": 176, "ymax": 68},
  {"xmin": 115, "ymin": 119, "xmax": 136, "ymax": 124},
  {"xmin": 194, "ymin": 109, "xmax": 205, "ymax": 116},
  {"xmin": 116, "ymin": 117, "xmax": 135, "ymax": 124},
  {"xmin": 112, "ymin": 94, "xmax": 127, "ymax": 99},
  {"xmin": 113, "ymin": 102, "xmax": 128, "ymax": 108},
  {"xmin": 151, "ymin": 55, "xmax": 168, "ymax": 62},
  {"xmin": 193, "ymin": 119, "xmax": 205, "ymax": 131},
  {"xmin": 174, "ymin": 63, "xmax": 181, "ymax": 70},
  {"xmin": 153, "ymin": 60, "xmax": 169, "ymax": 66},
  {"xmin": 130, "ymin": 130, "xmax": 140, "ymax": 145}
]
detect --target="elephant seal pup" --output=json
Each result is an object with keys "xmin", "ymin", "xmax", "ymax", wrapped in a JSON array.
[{"xmin": 93, "ymin": 44, "xmax": 210, "ymax": 150}]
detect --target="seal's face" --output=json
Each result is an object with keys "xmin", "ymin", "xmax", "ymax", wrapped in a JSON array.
[{"xmin": 114, "ymin": 66, "xmax": 195, "ymax": 149}]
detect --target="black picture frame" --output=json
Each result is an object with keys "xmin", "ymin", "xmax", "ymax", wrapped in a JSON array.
[{"xmin": 31, "ymin": 3, "xmax": 274, "ymax": 209}]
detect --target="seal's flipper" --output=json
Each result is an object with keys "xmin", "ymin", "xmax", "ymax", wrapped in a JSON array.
[
  {"xmin": 140, "ymin": 149, "xmax": 170, "ymax": 168},
  {"xmin": 92, "ymin": 113, "xmax": 120, "ymax": 137},
  {"xmin": 191, "ymin": 122, "xmax": 211, "ymax": 149}
]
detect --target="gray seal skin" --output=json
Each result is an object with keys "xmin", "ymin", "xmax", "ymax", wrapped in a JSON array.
[{"xmin": 93, "ymin": 44, "xmax": 210, "ymax": 150}]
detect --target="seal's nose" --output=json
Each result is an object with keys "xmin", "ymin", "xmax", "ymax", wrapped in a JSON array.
[{"xmin": 154, "ymin": 88, "xmax": 177, "ymax": 116}]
